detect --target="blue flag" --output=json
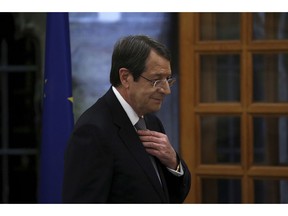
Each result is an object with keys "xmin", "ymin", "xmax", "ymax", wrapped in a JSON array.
[{"xmin": 39, "ymin": 12, "xmax": 74, "ymax": 203}]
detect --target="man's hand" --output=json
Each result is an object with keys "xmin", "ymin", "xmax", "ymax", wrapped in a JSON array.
[{"xmin": 137, "ymin": 130, "xmax": 178, "ymax": 169}]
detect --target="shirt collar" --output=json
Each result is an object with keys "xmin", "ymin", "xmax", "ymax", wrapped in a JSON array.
[{"xmin": 112, "ymin": 86, "xmax": 140, "ymax": 126}]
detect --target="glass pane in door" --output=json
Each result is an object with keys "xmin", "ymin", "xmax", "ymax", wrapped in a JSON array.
[
  {"xmin": 253, "ymin": 53, "xmax": 288, "ymax": 102},
  {"xmin": 254, "ymin": 178, "xmax": 288, "ymax": 203},
  {"xmin": 253, "ymin": 116, "xmax": 288, "ymax": 165},
  {"xmin": 201, "ymin": 178, "xmax": 242, "ymax": 203},
  {"xmin": 200, "ymin": 115, "xmax": 241, "ymax": 164},
  {"xmin": 200, "ymin": 13, "xmax": 240, "ymax": 40},
  {"xmin": 200, "ymin": 54, "xmax": 240, "ymax": 102},
  {"xmin": 253, "ymin": 13, "xmax": 288, "ymax": 40}
]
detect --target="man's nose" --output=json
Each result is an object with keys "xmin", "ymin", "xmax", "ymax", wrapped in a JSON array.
[{"xmin": 160, "ymin": 80, "xmax": 171, "ymax": 94}]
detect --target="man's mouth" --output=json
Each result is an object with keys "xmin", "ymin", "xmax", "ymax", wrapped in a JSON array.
[{"xmin": 152, "ymin": 97, "xmax": 163, "ymax": 102}]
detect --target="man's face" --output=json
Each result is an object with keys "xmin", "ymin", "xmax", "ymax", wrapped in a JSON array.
[{"xmin": 126, "ymin": 50, "xmax": 172, "ymax": 116}]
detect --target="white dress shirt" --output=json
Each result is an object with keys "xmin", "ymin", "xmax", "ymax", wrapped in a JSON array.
[{"xmin": 112, "ymin": 86, "xmax": 183, "ymax": 176}]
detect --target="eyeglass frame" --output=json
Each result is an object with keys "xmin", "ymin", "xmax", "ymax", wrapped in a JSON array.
[{"xmin": 139, "ymin": 75, "xmax": 176, "ymax": 88}]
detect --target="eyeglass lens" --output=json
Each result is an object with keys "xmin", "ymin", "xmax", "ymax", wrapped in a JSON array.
[{"xmin": 155, "ymin": 78, "xmax": 175, "ymax": 87}]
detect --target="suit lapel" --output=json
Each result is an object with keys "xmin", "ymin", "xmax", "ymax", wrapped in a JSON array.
[
  {"xmin": 145, "ymin": 116, "xmax": 170, "ymax": 201},
  {"xmin": 153, "ymin": 157, "xmax": 170, "ymax": 201},
  {"xmin": 104, "ymin": 88, "xmax": 168, "ymax": 202}
]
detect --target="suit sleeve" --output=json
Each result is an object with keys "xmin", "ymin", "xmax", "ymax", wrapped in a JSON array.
[
  {"xmin": 163, "ymin": 157, "xmax": 191, "ymax": 203},
  {"xmin": 62, "ymin": 124, "xmax": 113, "ymax": 203}
]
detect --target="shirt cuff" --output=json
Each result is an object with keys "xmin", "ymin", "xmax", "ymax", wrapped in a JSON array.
[{"xmin": 166, "ymin": 162, "xmax": 184, "ymax": 177}]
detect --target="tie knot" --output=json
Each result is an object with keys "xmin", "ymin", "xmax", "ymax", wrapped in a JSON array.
[{"xmin": 135, "ymin": 117, "xmax": 146, "ymax": 130}]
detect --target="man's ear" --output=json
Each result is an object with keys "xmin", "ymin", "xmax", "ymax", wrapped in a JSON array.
[{"xmin": 119, "ymin": 68, "xmax": 130, "ymax": 88}]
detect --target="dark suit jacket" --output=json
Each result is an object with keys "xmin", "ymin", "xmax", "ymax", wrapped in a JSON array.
[{"xmin": 62, "ymin": 87, "xmax": 191, "ymax": 203}]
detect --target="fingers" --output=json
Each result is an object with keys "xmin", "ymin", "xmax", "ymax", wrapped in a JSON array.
[
  {"xmin": 137, "ymin": 130, "xmax": 177, "ymax": 168},
  {"xmin": 142, "ymin": 141, "xmax": 161, "ymax": 151},
  {"xmin": 144, "ymin": 144, "xmax": 177, "ymax": 169},
  {"xmin": 137, "ymin": 130, "xmax": 168, "ymax": 149},
  {"xmin": 137, "ymin": 129, "xmax": 162, "ymax": 138}
]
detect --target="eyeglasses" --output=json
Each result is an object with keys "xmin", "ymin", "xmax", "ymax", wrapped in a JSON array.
[{"xmin": 140, "ymin": 75, "xmax": 176, "ymax": 88}]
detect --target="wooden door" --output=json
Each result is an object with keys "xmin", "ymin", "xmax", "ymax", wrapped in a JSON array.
[{"xmin": 179, "ymin": 13, "xmax": 288, "ymax": 203}]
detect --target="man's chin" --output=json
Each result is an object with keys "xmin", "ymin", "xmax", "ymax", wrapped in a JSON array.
[{"xmin": 150, "ymin": 104, "xmax": 162, "ymax": 113}]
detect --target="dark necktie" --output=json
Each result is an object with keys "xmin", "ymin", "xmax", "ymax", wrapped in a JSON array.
[{"xmin": 135, "ymin": 117, "xmax": 162, "ymax": 185}]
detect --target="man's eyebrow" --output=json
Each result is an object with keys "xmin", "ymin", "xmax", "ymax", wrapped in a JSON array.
[{"xmin": 152, "ymin": 72, "xmax": 172, "ymax": 78}]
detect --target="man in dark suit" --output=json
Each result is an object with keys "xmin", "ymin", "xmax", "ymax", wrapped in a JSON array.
[{"xmin": 62, "ymin": 35, "xmax": 191, "ymax": 203}]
